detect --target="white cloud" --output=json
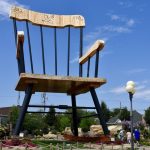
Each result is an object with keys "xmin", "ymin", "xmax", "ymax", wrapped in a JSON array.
[
  {"xmin": 0, "ymin": 0, "xmax": 26, "ymax": 19},
  {"xmin": 108, "ymin": 13, "xmax": 135, "ymax": 27},
  {"xmin": 135, "ymin": 90, "xmax": 150, "ymax": 100},
  {"xmin": 111, "ymin": 14, "xmax": 120, "ymax": 21},
  {"xmin": 102, "ymin": 80, "xmax": 150, "ymax": 103},
  {"xmin": 101, "ymin": 51, "xmax": 112, "ymax": 58},
  {"xmin": 103, "ymin": 25, "xmax": 130, "ymax": 33},
  {"xmin": 136, "ymin": 85, "xmax": 146, "ymax": 91},
  {"xmin": 141, "ymin": 80, "xmax": 150, "ymax": 84},
  {"xmin": 133, "ymin": 80, "xmax": 150, "ymax": 100},
  {"xmin": 127, "ymin": 19, "xmax": 135, "ymax": 27},
  {"xmin": 84, "ymin": 25, "xmax": 130, "ymax": 42},
  {"xmin": 118, "ymin": 1, "xmax": 133, "ymax": 8},
  {"xmin": 108, "ymin": 80, "xmax": 148, "ymax": 95},
  {"xmin": 85, "ymin": 13, "xmax": 135, "ymax": 45},
  {"xmin": 112, "ymin": 26, "xmax": 130, "ymax": 33},
  {"xmin": 70, "ymin": 56, "xmax": 78, "ymax": 64},
  {"xmin": 126, "ymin": 68, "xmax": 147, "ymax": 74},
  {"xmin": 110, "ymin": 86, "xmax": 125, "ymax": 94}
]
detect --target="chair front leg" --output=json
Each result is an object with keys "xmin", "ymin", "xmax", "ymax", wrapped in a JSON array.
[
  {"xmin": 90, "ymin": 87, "xmax": 109, "ymax": 135},
  {"xmin": 14, "ymin": 84, "xmax": 33, "ymax": 136}
]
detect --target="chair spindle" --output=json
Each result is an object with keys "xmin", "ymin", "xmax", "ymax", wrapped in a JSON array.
[
  {"xmin": 13, "ymin": 19, "xmax": 17, "ymax": 46},
  {"xmin": 54, "ymin": 27, "xmax": 58, "ymax": 75},
  {"xmin": 26, "ymin": 21, "xmax": 34, "ymax": 73},
  {"xmin": 40, "ymin": 26, "xmax": 46, "ymax": 74},
  {"xmin": 79, "ymin": 27, "xmax": 83, "ymax": 77},
  {"xmin": 67, "ymin": 26, "xmax": 71, "ymax": 76}
]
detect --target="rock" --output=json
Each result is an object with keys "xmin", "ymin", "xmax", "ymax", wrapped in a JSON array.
[
  {"xmin": 108, "ymin": 125, "xmax": 122, "ymax": 134},
  {"xmin": 89, "ymin": 125, "xmax": 103, "ymax": 136},
  {"xmin": 64, "ymin": 127, "xmax": 72, "ymax": 135},
  {"xmin": 63, "ymin": 127, "xmax": 83, "ymax": 136},
  {"xmin": 43, "ymin": 132, "xmax": 57, "ymax": 139}
]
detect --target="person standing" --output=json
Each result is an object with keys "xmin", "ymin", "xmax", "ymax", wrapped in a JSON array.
[
  {"xmin": 134, "ymin": 129, "xmax": 140, "ymax": 146},
  {"xmin": 119, "ymin": 129, "xmax": 125, "ymax": 141},
  {"xmin": 126, "ymin": 130, "xmax": 131, "ymax": 144}
]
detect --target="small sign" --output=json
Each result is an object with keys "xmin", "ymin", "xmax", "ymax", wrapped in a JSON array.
[
  {"xmin": 111, "ymin": 137, "xmax": 115, "ymax": 142},
  {"xmin": 19, "ymin": 132, "xmax": 24, "ymax": 137}
]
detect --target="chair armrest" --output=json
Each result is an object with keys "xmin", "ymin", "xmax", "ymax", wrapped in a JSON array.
[
  {"xmin": 79, "ymin": 40, "xmax": 105, "ymax": 64},
  {"xmin": 16, "ymin": 31, "xmax": 24, "ymax": 58}
]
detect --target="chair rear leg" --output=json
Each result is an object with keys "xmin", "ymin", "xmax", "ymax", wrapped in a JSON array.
[
  {"xmin": 90, "ymin": 87, "xmax": 109, "ymax": 135},
  {"xmin": 14, "ymin": 84, "xmax": 33, "ymax": 136},
  {"xmin": 71, "ymin": 94, "xmax": 78, "ymax": 136}
]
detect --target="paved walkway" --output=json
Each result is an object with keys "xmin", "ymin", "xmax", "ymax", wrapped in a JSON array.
[
  {"xmin": 84, "ymin": 143, "xmax": 150, "ymax": 150},
  {"xmin": 2, "ymin": 143, "xmax": 150, "ymax": 150}
]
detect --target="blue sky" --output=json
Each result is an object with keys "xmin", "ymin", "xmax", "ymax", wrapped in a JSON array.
[{"xmin": 0, "ymin": 0, "xmax": 150, "ymax": 114}]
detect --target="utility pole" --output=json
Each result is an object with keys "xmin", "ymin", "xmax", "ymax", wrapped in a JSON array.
[
  {"xmin": 120, "ymin": 101, "xmax": 122, "ymax": 113},
  {"xmin": 41, "ymin": 93, "xmax": 48, "ymax": 112}
]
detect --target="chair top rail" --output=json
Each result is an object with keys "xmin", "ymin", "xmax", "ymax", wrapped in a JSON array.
[{"xmin": 10, "ymin": 6, "xmax": 85, "ymax": 28}]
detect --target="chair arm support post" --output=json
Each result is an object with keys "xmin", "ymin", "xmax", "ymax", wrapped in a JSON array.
[
  {"xmin": 87, "ymin": 57, "xmax": 90, "ymax": 77},
  {"xmin": 17, "ymin": 31, "xmax": 25, "ymax": 74},
  {"xmin": 79, "ymin": 28, "xmax": 83, "ymax": 77},
  {"xmin": 95, "ymin": 50, "xmax": 100, "ymax": 77}
]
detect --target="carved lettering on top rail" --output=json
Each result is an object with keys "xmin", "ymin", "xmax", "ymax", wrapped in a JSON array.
[
  {"xmin": 10, "ymin": 6, "xmax": 29, "ymax": 20},
  {"xmin": 42, "ymin": 14, "xmax": 55, "ymax": 24},
  {"xmin": 13, "ymin": 7, "xmax": 23, "ymax": 14},
  {"xmin": 71, "ymin": 16, "xmax": 84, "ymax": 26}
]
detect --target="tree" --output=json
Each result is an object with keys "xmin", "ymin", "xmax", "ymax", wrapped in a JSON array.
[
  {"xmin": 56, "ymin": 115, "xmax": 70, "ymax": 132},
  {"xmin": 65, "ymin": 109, "xmax": 87, "ymax": 127},
  {"xmin": 101, "ymin": 101, "xmax": 110, "ymax": 122},
  {"xmin": 10, "ymin": 106, "xmax": 49, "ymax": 135},
  {"xmin": 144, "ymin": 107, "xmax": 150, "ymax": 125},
  {"xmin": 119, "ymin": 107, "xmax": 130, "ymax": 121},
  {"xmin": 10, "ymin": 106, "xmax": 19, "ymax": 128},
  {"xmin": 110, "ymin": 108, "xmax": 120, "ymax": 117},
  {"xmin": 65, "ymin": 109, "xmax": 97, "ymax": 133},
  {"xmin": 45, "ymin": 107, "xmax": 56, "ymax": 127},
  {"xmin": 44, "ymin": 107, "xmax": 59, "ymax": 133},
  {"xmin": 79, "ymin": 117, "xmax": 96, "ymax": 132},
  {"xmin": 23, "ymin": 113, "xmax": 48, "ymax": 134}
]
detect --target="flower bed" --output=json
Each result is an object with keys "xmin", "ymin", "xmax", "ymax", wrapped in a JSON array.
[{"xmin": 2, "ymin": 138, "xmax": 37, "ymax": 148}]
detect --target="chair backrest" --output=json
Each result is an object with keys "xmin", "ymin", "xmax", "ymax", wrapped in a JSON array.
[{"xmin": 10, "ymin": 6, "xmax": 85, "ymax": 77}]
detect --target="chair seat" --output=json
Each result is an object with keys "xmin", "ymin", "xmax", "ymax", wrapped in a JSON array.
[{"xmin": 16, "ymin": 73, "xmax": 106, "ymax": 95}]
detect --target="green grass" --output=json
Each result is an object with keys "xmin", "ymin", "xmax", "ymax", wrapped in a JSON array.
[
  {"xmin": 32, "ymin": 140, "xmax": 85, "ymax": 150},
  {"xmin": 139, "ymin": 140, "xmax": 150, "ymax": 146}
]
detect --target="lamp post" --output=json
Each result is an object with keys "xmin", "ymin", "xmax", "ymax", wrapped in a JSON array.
[{"xmin": 125, "ymin": 81, "xmax": 136, "ymax": 150}]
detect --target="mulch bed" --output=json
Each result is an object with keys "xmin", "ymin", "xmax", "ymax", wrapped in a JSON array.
[{"xmin": 63, "ymin": 134, "xmax": 111, "ymax": 143}]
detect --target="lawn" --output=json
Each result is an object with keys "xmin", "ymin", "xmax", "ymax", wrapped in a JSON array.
[{"xmin": 32, "ymin": 140, "xmax": 85, "ymax": 150}]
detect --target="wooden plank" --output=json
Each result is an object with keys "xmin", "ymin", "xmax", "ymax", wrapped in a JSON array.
[
  {"xmin": 15, "ymin": 73, "xmax": 106, "ymax": 95},
  {"xmin": 79, "ymin": 40, "xmax": 105, "ymax": 64},
  {"xmin": 67, "ymin": 82, "xmax": 100, "ymax": 95},
  {"xmin": 10, "ymin": 6, "xmax": 85, "ymax": 28}
]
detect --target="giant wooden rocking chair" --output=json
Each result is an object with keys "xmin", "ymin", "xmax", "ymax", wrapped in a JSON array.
[{"xmin": 10, "ymin": 6, "xmax": 109, "ymax": 136}]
